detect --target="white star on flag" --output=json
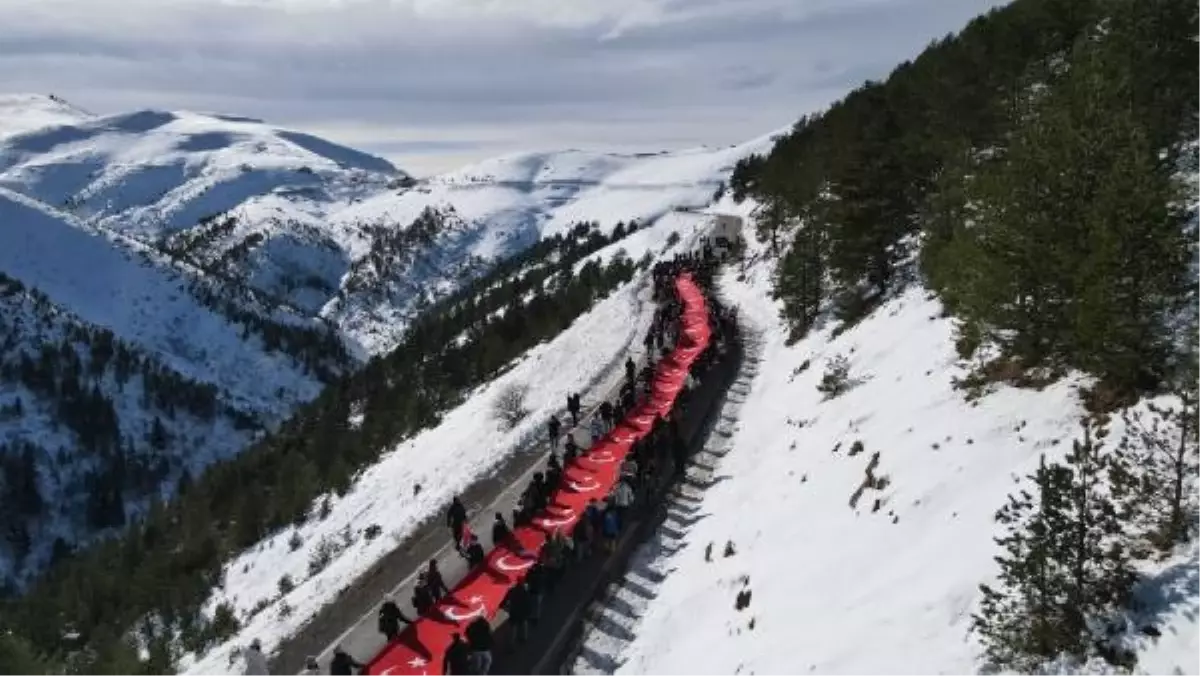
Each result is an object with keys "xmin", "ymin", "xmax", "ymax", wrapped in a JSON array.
[
  {"xmin": 468, "ymin": 595, "xmax": 484, "ymax": 604},
  {"xmin": 408, "ymin": 657, "xmax": 428, "ymax": 668}
]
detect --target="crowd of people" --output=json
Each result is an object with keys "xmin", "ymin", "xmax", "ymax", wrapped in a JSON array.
[{"xmin": 258, "ymin": 241, "xmax": 738, "ymax": 676}]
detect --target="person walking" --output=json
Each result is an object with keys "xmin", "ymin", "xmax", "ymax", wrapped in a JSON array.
[
  {"xmin": 444, "ymin": 634, "xmax": 474, "ymax": 675},
  {"xmin": 491, "ymin": 512, "xmax": 511, "ymax": 549},
  {"xmin": 611, "ymin": 477, "xmax": 635, "ymax": 527},
  {"xmin": 447, "ymin": 496, "xmax": 468, "ymax": 552},
  {"xmin": 378, "ymin": 595, "xmax": 412, "ymax": 642},
  {"xmin": 464, "ymin": 533, "xmax": 486, "ymax": 567},
  {"xmin": 567, "ymin": 393, "xmax": 581, "ymax": 426},
  {"xmin": 243, "ymin": 639, "xmax": 269, "ymax": 675},
  {"xmin": 571, "ymin": 516, "xmax": 592, "ymax": 562},
  {"xmin": 590, "ymin": 415, "xmax": 605, "ymax": 443},
  {"xmin": 426, "ymin": 560, "xmax": 450, "ymax": 600},
  {"xmin": 547, "ymin": 415, "xmax": 562, "ymax": 449},
  {"xmin": 501, "ymin": 581, "xmax": 533, "ymax": 646},
  {"xmin": 412, "ymin": 574, "xmax": 435, "ymax": 616},
  {"xmin": 466, "ymin": 617, "xmax": 493, "ymax": 675},
  {"xmin": 329, "ymin": 646, "xmax": 364, "ymax": 676},
  {"xmin": 601, "ymin": 503, "xmax": 621, "ymax": 554},
  {"xmin": 563, "ymin": 435, "xmax": 579, "ymax": 463},
  {"xmin": 541, "ymin": 529, "xmax": 567, "ymax": 591},
  {"xmin": 525, "ymin": 562, "xmax": 546, "ymax": 626}
]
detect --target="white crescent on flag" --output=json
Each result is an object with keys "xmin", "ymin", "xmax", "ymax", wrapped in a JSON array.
[
  {"xmin": 535, "ymin": 506, "xmax": 577, "ymax": 528},
  {"xmin": 587, "ymin": 450, "xmax": 616, "ymax": 463},
  {"xmin": 441, "ymin": 595, "xmax": 487, "ymax": 622},
  {"xmin": 494, "ymin": 554, "xmax": 534, "ymax": 572},
  {"xmin": 569, "ymin": 476, "xmax": 600, "ymax": 492}
]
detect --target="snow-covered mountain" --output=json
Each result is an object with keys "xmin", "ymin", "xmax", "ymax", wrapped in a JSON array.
[{"xmin": 0, "ymin": 94, "xmax": 773, "ymax": 585}]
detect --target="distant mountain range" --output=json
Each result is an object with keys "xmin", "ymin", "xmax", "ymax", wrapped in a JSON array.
[{"xmin": 0, "ymin": 93, "xmax": 770, "ymax": 585}]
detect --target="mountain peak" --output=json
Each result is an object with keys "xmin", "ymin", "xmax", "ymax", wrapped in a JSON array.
[{"xmin": 0, "ymin": 93, "xmax": 94, "ymax": 138}]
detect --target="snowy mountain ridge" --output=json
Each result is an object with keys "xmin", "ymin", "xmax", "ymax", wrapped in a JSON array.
[{"xmin": 0, "ymin": 93, "xmax": 774, "ymax": 586}]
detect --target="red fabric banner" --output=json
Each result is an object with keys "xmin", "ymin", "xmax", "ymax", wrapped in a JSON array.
[{"xmin": 366, "ymin": 273, "xmax": 711, "ymax": 675}]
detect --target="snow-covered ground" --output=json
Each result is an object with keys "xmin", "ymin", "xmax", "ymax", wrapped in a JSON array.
[
  {"xmin": 570, "ymin": 204, "xmax": 1199, "ymax": 675},
  {"xmin": 0, "ymin": 94, "xmax": 92, "ymax": 138},
  {"xmin": 176, "ymin": 212, "xmax": 712, "ymax": 673},
  {"xmin": 0, "ymin": 94, "xmax": 777, "ymax": 585},
  {"xmin": 0, "ymin": 94, "xmax": 779, "ymax": 358}
]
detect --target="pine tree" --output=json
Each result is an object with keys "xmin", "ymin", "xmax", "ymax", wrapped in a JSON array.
[
  {"xmin": 1122, "ymin": 380, "xmax": 1199, "ymax": 548},
  {"xmin": 974, "ymin": 421, "xmax": 1136, "ymax": 670},
  {"xmin": 775, "ymin": 222, "xmax": 825, "ymax": 342}
]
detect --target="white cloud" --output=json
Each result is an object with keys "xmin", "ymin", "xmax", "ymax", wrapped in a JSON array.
[{"xmin": 0, "ymin": 0, "xmax": 1009, "ymax": 176}]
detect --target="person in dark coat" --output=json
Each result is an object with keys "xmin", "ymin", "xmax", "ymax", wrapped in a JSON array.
[
  {"xmin": 412, "ymin": 575, "xmax": 435, "ymax": 615},
  {"xmin": 567, "ymin": 393, "xmax": 581, "ymax": 425},
  {"xmin": 502, "ymin": 581, "xmax": 533, "ymax": 645},
  {"xmin": 599, "ymin": 401, "xmax": 614, "ymax": 428},
  {"xmin": 329, "ymin": 646, "xmax": 364, "ymax": 675},
  {"xmin": 545, "ymin": 454, "xmax": 562, "ymax": 490},
  {"xmin": 426, "ymin": 560, "xmax": 449, "ymax": 600},
  {"xmin": 532, "ymin": 472, "xmax": 550, "ymax": 511},
  {"xmin": 563, "ymin": 435, "xmax": 579, "ymax": 463},
  {"xmin": 465, "ymin": 534, "xmax": 486, "ymax": 567},
  {"xmin": 444, "ymin": 633, "xmax": 474, "ymax": 675},
  {"xmin": 378, "ymin": 595, "xmax": 412, "ymax": 642},
  {"xmin": 491, "ymin": 512, "xmax": 511, "ymax": 549},
  {"xmin": 547, "ymin": 415, "xmax": 562, "ymax": 448},
  {"xmin": 571, "ymin": 515, "xmax": 592, "ymax": 562},
  {"xmin": 524, "ymin": 562, "xmax": 546, "ymax": 625},
  {"xmin": 447, "ymin": 496, "xmax": 468, "ymax": 550},
  {"xmin": 625, "ymin": 356, "xmax": 636, "ymax": 383},
  {"xmin": 466, "ymin": 617, "xmax": 493, "ymax": 674}
]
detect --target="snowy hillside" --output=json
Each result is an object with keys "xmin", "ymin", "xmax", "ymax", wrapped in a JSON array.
[
  {"xmin": 0, "ymin": 95, "xmax": 775, "ymax": 589},
  {"xmin": 0, "ymin": 95, "xmax": 778, "ymax": 357},
  {"xmin": 0, "ymin": 271, "xmax": 266, "ymax": 582},
  {"xmin": 177, "ymin": 213, "xmax": 708, "ymax": 675},
  {"xmin": 571, "ymin": 204, "xmax": 1199, "ymax": 675}
]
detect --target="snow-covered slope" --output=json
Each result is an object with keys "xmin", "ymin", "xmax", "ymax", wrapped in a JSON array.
[
  {"xmin": 0, "ymin": 96, "xmax": 778, "ymax": 356},
  {"xmin": 0, "ymin": 95, "xmax": 777, "ymax": 587},
  {"xmin": 177, "ymin": 214, "xmax": 709, "ymax": 674},
  {"xmin": 571, "ymin": 204, "xmax": 1199, "ymax": 675}
]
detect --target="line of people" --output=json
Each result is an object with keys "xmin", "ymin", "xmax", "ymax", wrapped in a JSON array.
[{"xmin": 286, "ymin": 250, "xmax": 736, "ymax": 676}]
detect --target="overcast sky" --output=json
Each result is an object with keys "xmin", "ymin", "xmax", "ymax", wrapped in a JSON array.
[{"xmin": 0, "ymin": 0, "xmax": 1007, "ymax": 176}]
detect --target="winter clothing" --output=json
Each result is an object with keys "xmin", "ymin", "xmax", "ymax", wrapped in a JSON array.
[
  {"xmin": 445, "ymin": 635, "xmax": 474, "ymax": 675},
  {"xmin": 612, "ymin": 480, "xmax": 634, "ymax": 509},
  {"xmin": 465, "ymin": 538, "xmax": 486, "ymax": 567},
  {"xmin": 329, "ymin": 649, "xmax": 364, "ymax": 676},
  {"xmin": 466, "ymin": 618, "xmax": 493, "ymax": 674},
  {"xmin": 427, "ymin": 561, "xmax": 450, "ymax": 600},
  {"xmin": 412, "ymin": 583, "xmax": 435, "ymax": 615},
  {"xmin": 491, "ymin": 513, "xmax": 511, "ymax": 549},
  {"xmin": 448, "ymin": 497, "xmax": 468, "ymax": 545},
  {"xmin": 378, "ymin": 600, "xmax": 411, "ymax": 641}
]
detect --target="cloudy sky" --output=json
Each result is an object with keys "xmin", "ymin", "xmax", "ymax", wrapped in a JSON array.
[{"xmin": 0, "ymin": 0, "xmax": 1007, "ymax": 175}]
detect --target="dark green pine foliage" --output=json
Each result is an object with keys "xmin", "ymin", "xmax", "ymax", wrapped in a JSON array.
[
  {"xmin": 974, "ymin": 422, "xmax": 1137, "ymax": 670},
  {"xmin": 927, "ymin": 6, "xmax": 1194, "ymax": 394},
  {"xmin": 774, "ymin": 222, "xmax": 825, "ymax": 343},
  {"xmin": 731, "ymin": 0, "xmax": 1102, "ymax": 342}
]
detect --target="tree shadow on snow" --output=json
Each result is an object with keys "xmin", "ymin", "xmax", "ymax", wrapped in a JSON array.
[{"xmin": 1129, "ymin": 545, "xmax": 1199, "ymax": 646}]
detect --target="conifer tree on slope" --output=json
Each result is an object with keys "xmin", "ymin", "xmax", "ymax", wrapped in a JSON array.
[
  {"xmin": 974, "ymin": 421, "xmax": 1136, "ymax": 670},
  {"xmin": 1120, "ymin": 329, "xmax": 1200, "ymax": 549},
  {"xmin": 929, "ymin": 14, "xmax": 1192, "ymax": 394}
]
